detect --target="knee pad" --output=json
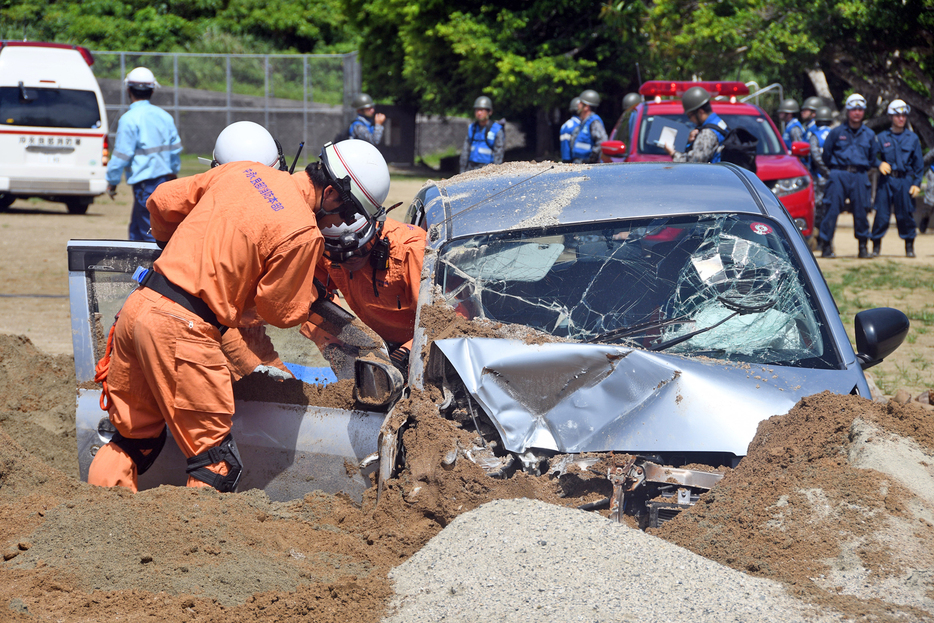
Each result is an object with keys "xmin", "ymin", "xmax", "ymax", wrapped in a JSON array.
[
  {"xmin": 108, "ymin": 427, "xmax": 167, "ymax": 476},
  {"xmin": 185, "ymin": 433, "xmax": 243, "ymax": 493}
]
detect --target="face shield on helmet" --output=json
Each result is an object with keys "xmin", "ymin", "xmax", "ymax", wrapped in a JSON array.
[
  {"xmin": 209, "ymin": 121, "xmax": 287, "ymax": 170},
  {"xmin": 317, "ymin": 140, "xmax": 391, "ymax": 262},
  {"xmin": 844, "ymin": 93, "xmax": 867, "ymax": 110},
  {"xmin": 887, "ymin": 99, "xmax": 910, "ymax": 116}
]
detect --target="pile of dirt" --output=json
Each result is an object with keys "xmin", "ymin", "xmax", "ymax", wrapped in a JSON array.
[
  {"xmin": 2, "ymin": 332, "xmax": 934, "ymax": 622},
  {"xmin": 655, "ymin": 391, "xmax": 934, "ymax": 620}
]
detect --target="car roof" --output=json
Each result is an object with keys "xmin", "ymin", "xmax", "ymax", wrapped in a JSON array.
[
  {"xmin": 430, "ymin": 161, "xmax": 775, "ymax": 240},
  {"xmin": 0, "ymin": 44, "xmax": 100, "ymax": 91}
]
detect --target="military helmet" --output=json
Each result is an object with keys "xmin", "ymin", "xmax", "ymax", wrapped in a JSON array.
[
  {"xmin": 351, "ymin": 93, "xmax": 374, "ymax": 110},
  {"xmin": 802, "ymin": 96, "xmax": 824, "ymax": 112},
  {"xmin": 578, "ymin": 89, "xmax": 601, "ymax": 107},
  {"xmin": 569, "ymin": 97, "xmax": 581, "ymax": 113},
  {"xmin": 473, "ymin": 96, "xmax": 493, "ymax": 111},
  {"xmin": 622, "ymin": 92, "xmax": 641, "ymax": 110},
  {"xmin": 815, "ymin": 106, "xmax": 834, "ymax": 124},
  {"xmin": 777, "ymin": 98, "xmax": 800, "ymax": 114},
  {"xmin": 681, "ymin": 86, "xmax": 711, "ymax": 114}
]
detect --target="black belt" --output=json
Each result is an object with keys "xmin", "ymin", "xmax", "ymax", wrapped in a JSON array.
[
  {"xmin": 888, "ymin": 170, "xmax": 907, "ymax": 178},
  {"xmin": 140, "ymin": 270, "xmax": 227, "ymax": 335},
  {"xmin": 831, "ymin": 165, "xmax": 868, "ymax": 173}
]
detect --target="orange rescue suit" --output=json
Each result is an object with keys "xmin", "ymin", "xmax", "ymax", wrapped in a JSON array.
[
  {"xmin": 88, "ymin": 163, "xmax": 323, "ymax": 491},
  {"xmin": 301, "ymin": 217, "xmax": 426, "ymax": 351}
]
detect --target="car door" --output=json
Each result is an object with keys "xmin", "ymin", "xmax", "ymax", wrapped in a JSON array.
[{"xmin": 67, "ymin": 239, "xmax": 385, "ymax": 502}]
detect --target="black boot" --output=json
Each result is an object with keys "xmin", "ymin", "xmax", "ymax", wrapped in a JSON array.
[
  {"xmin": 871, "ymin": 239, "xmax": 881, "ymax": 257},
  {"xmin": 858, "ymin": 239, "xmax": 870, "ymax": 259},
  {"xmin": 821, "ymin": 240, "xmax": 835, "ymax": 258},
  {"xmin": 906, "ymin": 239, "xmax": 916, "ymax": 258}
]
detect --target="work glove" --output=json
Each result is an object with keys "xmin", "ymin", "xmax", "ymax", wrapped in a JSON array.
[
  {"xmin": 878, "ymin": 162, "xmax": 892, "ymax": 175},
  {"xmin": 253, "ymin": 365, "xmax": 292, "ymax": 381},
  {"xmin": 389, "ymin": 346, "xmax": 410, "ymax": 376},
  {"xmin": 910, "ymin": 185, "xmax": 921, "ymax": 198},
  {"xmin": 106, "ymin": 185, "xmax": 117, "ymax": 200}
]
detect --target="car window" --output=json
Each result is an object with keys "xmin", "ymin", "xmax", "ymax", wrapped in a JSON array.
[
  {"xmin": 0, "ymin": 87, "xmax": 101, "ymax": 129},
  {"xmin": 638, "ymin": 112, "xmax": 784, "ymax": 156},
  {"xmin": 437, "ymin": 214, "xmax": 839, "ymax": 369}
]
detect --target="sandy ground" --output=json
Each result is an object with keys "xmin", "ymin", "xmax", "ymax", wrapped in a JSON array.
[{"xmin": 1, "ymin": 172, "xmax": 934, "ymax": 622}]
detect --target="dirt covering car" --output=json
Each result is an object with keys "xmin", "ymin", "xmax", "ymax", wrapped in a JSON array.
[{"xmin": 68, "ymin": 161, "xmax": 908, "ymax": 528}]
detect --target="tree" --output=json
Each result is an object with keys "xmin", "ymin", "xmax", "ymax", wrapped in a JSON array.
[
  {"xmin": 648, "ymin": 0, "xmax": 934, "ymax": 149},
  {"xmin": 344, "ymin": 0, "xmax": 650, "ymax": 155}
]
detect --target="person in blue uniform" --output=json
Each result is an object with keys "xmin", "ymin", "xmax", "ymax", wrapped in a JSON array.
[
  {"xmin": 105, "ymin": 67, "xmax": 182, "ymax": 242},
  {"xmin": 559, "ymin": 97, "xmax": 581, "ymax": 163},
  {"xmin": 870, "ymin": 99, "xmax": 924, "ymax": 257},
  {"xmin": 818, "ymin": 93, "xmax": 880, "ymax": 259},
  {"xmin": 460, "ymin": 96, "xmax": 505, "ymax": 173},
  {"xmin": 778, "ymin": 99, "xmax": 804, "ymax": 148},
  {"xmin": 569, "ymin": 89, "xmax": 607, "ymax": 164},
  {"xmin": 347, "ymin": 93, "xmax": 385, "ymax": 145},
  {"xmin": 808, "ymin": 106, "xmax": 835, "ymax": 237}
]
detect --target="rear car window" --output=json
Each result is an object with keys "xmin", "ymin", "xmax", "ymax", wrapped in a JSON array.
[
  {"xmin": 0, "ymin": 86, "xmax": 102, "ymax": 129},
  {"xmin": 638, "ymin": 112, "xmax": 783, "ymax": 156}
]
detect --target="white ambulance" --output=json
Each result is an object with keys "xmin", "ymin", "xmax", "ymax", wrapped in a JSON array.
[{"xmin": 0, "ymin": 41, "xmax": 109, "ymax": 214}]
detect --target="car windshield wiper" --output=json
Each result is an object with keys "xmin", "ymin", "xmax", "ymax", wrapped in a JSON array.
[
  {"xmin": 649, "ymin": 295, "xmax": 777, "ymax": 352},
  {"xmin": 587, "ymin": 314, "xmax": 692, "ymax": 344}
]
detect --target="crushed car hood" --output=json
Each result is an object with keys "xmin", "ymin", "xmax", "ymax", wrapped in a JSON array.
[{"xmin": 433, "ymin": 338, "xmax": 857, "ymax": 457}]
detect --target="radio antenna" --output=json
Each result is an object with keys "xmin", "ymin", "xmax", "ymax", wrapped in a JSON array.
[{"xmin": 288, "ymin": 142, "xmax": 305, "ymax": 175}]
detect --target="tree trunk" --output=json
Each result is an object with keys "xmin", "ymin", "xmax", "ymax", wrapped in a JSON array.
[{"xmin": 806, "ymin": 66, "xmax": 833, "ymax": 102}]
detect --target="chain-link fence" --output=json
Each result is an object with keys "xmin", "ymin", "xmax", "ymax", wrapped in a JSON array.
[{"xmin": 92, "ymin": 51, "xmax": 360, "ymax": 168}]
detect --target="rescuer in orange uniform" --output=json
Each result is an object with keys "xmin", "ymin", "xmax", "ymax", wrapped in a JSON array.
[
  {"xmin": 222, "ymin": 141, "xmax": 425, "ymax": 379},
  {"xmin": 300, "ymin": 215, "xmax": 426, "ymax": 375},
  {"xmin": 88, "ymin": 123, "xmax": 390, "ymax": 493}
]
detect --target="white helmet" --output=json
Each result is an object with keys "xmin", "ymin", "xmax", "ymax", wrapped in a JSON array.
[
  {"xmin": 318, "ymin": 140, "xmax": 390, "ymax": 262},
  {"xmin": 125, "ymin": 67, "xmax": 159, "ymax": 90},
  {"xmin": 211, "ymin": 121, "xmax": 285, "ymax": 169},
  {"xmin": 887, "ymin": 99, "xmax": 910, "ymax": 115},
  {"xmin": 844, "ymin": 93, "xmax": 867, "ymax": 110}
]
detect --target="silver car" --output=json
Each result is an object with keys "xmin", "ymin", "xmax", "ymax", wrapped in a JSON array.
[{"xmin": 68, "ymin": 161, "xmax": 907, "ymax": 527}]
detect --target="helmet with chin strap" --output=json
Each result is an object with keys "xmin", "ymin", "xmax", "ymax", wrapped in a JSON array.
[{"xmin": 317, "ymin": 140, "xmax": 391, "ymax": 263}]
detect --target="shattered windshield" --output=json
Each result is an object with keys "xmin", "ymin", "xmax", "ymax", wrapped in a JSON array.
[{"xmin": 437, "ymin": 214, "xmax": 839, "ymax": 369}]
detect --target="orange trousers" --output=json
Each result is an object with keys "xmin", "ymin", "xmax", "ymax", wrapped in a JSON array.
[{"xmin": 88, "ymin": 287, "xmax": 233, "ymax": 491}]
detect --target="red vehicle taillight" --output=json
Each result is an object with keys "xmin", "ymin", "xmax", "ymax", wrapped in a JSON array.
[{"xmin": 102, "ymin": 136, "xmax": 109, "ymax": 166}]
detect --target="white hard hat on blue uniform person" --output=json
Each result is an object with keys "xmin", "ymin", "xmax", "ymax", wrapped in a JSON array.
[
  {"xmin": 844, "ymin": 94, "xmax": 867, "ymax": 110},
  {"xmin": 887, "ymin": 99, "xmax": 910, "ymax": 116},
  {"xmin": 125, "ymin": 67, "xmax": 159, "ymax": 90}
]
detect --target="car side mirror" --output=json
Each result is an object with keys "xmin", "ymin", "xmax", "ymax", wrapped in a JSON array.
[
  {"xmin": 790, "ymin": 141, "xmax": 810, "ymax": 157},
  {"xmin": 354, "ymin": 356, "xmax": 405, "ymax": 410},
  {"xmin": 601, "ymin": 140, "xmax": 626, "ymax": 157},
  {"xmin": 854, "ymin": 307, "xmax": 909, "ymax": 369}
]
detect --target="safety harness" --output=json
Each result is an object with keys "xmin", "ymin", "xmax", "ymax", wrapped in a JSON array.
[{"xmin": 186, "ymin": 433, "xmax": 243, "ymax": 492}]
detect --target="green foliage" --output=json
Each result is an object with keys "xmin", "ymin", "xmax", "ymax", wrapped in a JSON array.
[
  {"xmin": 344, "ymin": 0, "xmax": 649, "ymax": 118},
  {"xmin": 1, "ymin": 0, "xmax": 357, "ymax": 54}
]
